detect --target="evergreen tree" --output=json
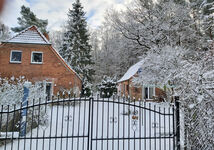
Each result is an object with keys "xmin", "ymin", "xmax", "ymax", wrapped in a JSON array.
[
  {"xmin": 97, "ymin": 76, "xmax": 117, "ymax": 98},
  {"xmin": 0, "ymin": 22, "xmax": 10, "ymax": 40},
  {"xmin": 59, "ymin": 0, "xmax": 94, "ymax": 96},
  {"xmin": 11, "ymin": 5, "xmax": 48, "ymax": 33}
]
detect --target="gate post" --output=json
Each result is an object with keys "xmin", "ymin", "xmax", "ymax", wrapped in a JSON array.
[
  {"xmin": 175, "ymin": 96, "xmax": 180, "ymax": 150},
  {"xmin": 20, "ymin": 82, "xmax": 31, "ymax": 137},
  {"xmin": 87, "ymin": 97, "xmax": 94, "ymax": 150}
]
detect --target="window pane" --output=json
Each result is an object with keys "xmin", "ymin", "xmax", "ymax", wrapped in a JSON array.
[
  {"xmin": 32, "ymin": 53, "xmax": 42, "ymax": 63},
  {"xmin": 149, "ymin": 87, "xmax": 154, "ymax": 99},
  {"xmin": 144, "ymin": 87, "xmax": 148, "ymax": 99},
  {"xmin": 11, "ymin": 51, "xmax": 22, "ymax": 62}
]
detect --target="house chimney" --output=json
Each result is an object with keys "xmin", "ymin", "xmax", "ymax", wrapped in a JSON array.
[{"xmin": 43, "ymin": 32, "xmax": 50, "ymax": 41}]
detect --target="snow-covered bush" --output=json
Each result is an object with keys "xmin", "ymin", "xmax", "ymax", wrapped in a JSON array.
[
  {"xmin": 81, "ymin": 79, "xmax": 93, "ymax": 97},
  {"xmin": 0, "ymin": 76, "xmax": 46, "ymax": 107},
  {"xmin": 0, "ymin": 76, "xmax": 48, "ymax": 134},
  {"xmin": 97, "ymin": 76, "xmax": 117, "ymax": 98}
]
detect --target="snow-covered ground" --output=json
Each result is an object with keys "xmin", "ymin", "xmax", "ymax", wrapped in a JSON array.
[{"xmin": 0, "ymin": 99, "xmax": 174, "ymax": 150}]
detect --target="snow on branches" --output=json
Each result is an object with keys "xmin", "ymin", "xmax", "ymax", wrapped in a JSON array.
[
  {"xmin": 134, "ymin": 45, "xmax": 214, "ymax": 149},
  {"xmin": 0, "ymin": 76, "xmax": 46, "ymax": 107}
]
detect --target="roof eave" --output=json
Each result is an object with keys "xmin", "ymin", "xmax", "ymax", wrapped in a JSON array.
[
  {"xmin": 117, "ymin": 79, "xmax": 130, "ymax": 83},
  {"xmin": 2, "ymin": 41, "xmax": 51, "ymax": 45}
]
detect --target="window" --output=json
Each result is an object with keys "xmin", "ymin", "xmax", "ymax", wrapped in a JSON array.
[
  {"xmin": 143, "ymin": 86, "xmax": 155, "ymax": 99},
  {"xmin": 10, "ymin": 50, "xmax": 22, "ymax": 63},
  {"xmin": 31, "ymin": 52, "xmax": 43, "ymax": 64}
]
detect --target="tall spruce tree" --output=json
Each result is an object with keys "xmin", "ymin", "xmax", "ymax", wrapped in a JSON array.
[
  {"xmin": 60, "ymin": 0, "xmax": 94, "ymax": 96},
  {"xmin": 11, "ymin": 5, "xmax": 48, "ymax": 33}
]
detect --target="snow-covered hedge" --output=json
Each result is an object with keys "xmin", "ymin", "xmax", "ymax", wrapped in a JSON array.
[{"xmin": 0, "ymin": 76, "xmax": 48, "ymax": 134}]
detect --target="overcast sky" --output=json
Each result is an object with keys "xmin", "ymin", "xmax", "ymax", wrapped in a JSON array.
[{"xmin": 1, "ymin": 0, "xmax": 132, "ymax": 31}]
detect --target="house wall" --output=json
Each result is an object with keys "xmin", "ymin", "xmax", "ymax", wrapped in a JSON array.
[
  {"xmin": 118, "ymin": 79, "xmax": 142, "ymax": 100},
  {"xmin": 0, "ymin": 43, "xmax": 82, "ymax": 96},
  {"xmin": 118, "ymin": 80, "xmax": 129, "ymax": 97},
  {"xmin": 118, "ymin": 77, "xmax": 166, "ymax": 101},
  {"xmin": 155, "ymin": 88, "xmax": 166, "ymax": 101}
]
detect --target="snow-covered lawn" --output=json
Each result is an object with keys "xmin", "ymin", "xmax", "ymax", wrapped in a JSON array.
[{"xmin": 0, "ymin": 99, "xmax": 174, "ymax": 150}]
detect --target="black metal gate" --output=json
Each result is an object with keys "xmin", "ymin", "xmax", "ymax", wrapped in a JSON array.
[{"xmin": 0, "ymin": 96, "xmax": 180, "ymax": 150}]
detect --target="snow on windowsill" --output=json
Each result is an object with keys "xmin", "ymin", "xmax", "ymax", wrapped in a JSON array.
[
  {"xmin": 9, "ymin": 61, "xmax": 22, "ymax": 64},
  {"xmin": 30, "ymin": 62, "xmax": 43, "ymax": 65}
]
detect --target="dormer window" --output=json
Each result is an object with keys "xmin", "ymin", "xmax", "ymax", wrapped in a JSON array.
[
  {"xmin": 10, "ymin": 50, "xmax": 22, "ymax": 63},
  {"xmin": 31, "ymin": 52, "xmax": 43, "ymax": 64}
]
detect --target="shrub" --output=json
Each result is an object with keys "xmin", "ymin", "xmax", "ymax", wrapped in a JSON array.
[{"xmin": 97, "ymin": 76, "xmax": 117, "ymax": 98}]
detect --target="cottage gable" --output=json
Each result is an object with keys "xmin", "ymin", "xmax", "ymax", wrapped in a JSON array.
[
  {"xmin": 0, "ymin": 26, "xmax": 82, "ymax": 96},
  {"xmin": 1, "ymin": 25, "xmax": 81, "ymax": 80},
  {"xmin": 117, "ymin": 60, "xmax": 166, "ymax": 101}
]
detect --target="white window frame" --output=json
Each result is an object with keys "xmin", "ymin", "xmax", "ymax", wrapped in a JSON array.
[
  {"xmin": 31, "ymin": 51, "xmax": 43, "ymax": 64},
  {"xmin": 10, "ymin": 50, "xmax": 22, "ymax": 63},
  {"xmin": 142, "ymin": 85, "xmax": 155, "ymax": 100}
]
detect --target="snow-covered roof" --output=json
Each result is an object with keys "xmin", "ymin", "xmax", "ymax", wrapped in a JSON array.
[
  {"xmin": 2, "ymin": 25, "xmax": 51, "ymax": 45},
  {"xmin": 117, "ymin": 60, "xmax": 144, "ymax": 83}
]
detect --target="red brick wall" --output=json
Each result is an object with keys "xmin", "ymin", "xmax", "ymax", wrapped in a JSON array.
[
  {"xmin": 118, "ymin": 79, "xmax": 142, "ymax": 100},
  {"xmin": 118, "ymin": 80, "xmax": 129, "ymax": 97},
  {"xmin": 0, "ymin": 43, "xmax": 82, "ymax": 95},
  {"xmin": 129, "ymin": 83, "xmax": 142, "ymax": 100},
  {"xmin": 118, "ymin": 77, "xmax": 166, "ymax": 101},
  {"xmin": 155, "ymin": 88, "xmax": 167, "ymax": 101}
]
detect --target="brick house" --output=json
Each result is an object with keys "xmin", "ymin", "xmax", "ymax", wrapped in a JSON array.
[
  {"xmin": 117, "ymin": 60, "xmax": 166, "ymax": 101},
  {"xmin": 0, "ymin": 25, "xmax": 82, "ymax": 98}
]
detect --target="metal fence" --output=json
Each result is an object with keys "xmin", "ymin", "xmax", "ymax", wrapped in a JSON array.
[{"xmin": 0, "ymin": 95, "xmax": 180, "ymax": 150}]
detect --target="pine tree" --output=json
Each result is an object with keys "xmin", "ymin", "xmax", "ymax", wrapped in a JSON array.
[
  {"xmin": 0, "ymin": 22, "xmax": 10, "ymax": 40},
  {"xmin": 59, "ymin": 0, "xmax": 94, "ymax": 96},
  {"xmin": 11, "ymin": 5, "xmax": 48, "ymax": 33}
]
